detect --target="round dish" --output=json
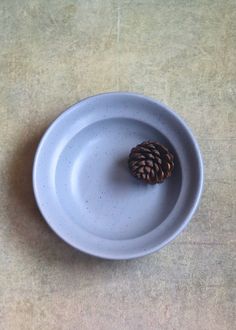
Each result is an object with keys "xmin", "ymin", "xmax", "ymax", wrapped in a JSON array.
[{"xmin": 33, "ymin": 92, "xmax": 203, "ymax": 259}]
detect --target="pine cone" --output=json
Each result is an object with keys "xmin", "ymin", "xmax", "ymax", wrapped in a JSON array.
[{"xmin": 128, "ymin": 141, "xmax": 174, "ymax": 184}]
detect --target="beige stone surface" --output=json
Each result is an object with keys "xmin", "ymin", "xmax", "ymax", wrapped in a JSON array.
[{"xmin": 0, "ymin": 0, "xmax": 235, "ymax": 329}]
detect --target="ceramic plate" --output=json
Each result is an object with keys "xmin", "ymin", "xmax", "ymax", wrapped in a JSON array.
[{"xmin": 33, "ymin": 92, "xmax": 203, "ymax": 259}]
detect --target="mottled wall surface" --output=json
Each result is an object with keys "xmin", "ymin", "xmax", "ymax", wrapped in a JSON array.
[{"xmin": 0, "ymin": 1, "xmax": 235, "ymax": 329}]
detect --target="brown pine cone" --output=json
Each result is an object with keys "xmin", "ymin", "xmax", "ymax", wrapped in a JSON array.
[{"xmin": 128, "ymin": 141, "xmax": 174, "ymax": 184}]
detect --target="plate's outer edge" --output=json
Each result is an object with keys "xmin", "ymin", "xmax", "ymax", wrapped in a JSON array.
[{"xmin": 32, "ymin": 92, "xmax": 204, "ymax": 260}]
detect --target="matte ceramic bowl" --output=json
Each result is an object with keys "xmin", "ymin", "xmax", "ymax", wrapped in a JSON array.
[{"xmin": 33, "ymin": 92, "xmax": 203, "ymax": 259}]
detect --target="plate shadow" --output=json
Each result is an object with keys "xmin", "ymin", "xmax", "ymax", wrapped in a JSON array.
[{"xmin": 7, "ymin": 126, "xmax": 115, "ymax": 268}]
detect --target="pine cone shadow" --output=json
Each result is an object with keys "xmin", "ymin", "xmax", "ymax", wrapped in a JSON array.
[{"xmin": 109, "ymin": 156, "xmax": 143, "ymax": 187}]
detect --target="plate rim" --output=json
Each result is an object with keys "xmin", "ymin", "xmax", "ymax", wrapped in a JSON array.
[{"xmin": 32, "ymin": 92, "xmax": 204, "ymax": 260}]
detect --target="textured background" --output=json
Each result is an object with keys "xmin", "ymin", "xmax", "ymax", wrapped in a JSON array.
[{"xmin": 0, "ymin": 0, "xmax": 235, "ymax": 329}]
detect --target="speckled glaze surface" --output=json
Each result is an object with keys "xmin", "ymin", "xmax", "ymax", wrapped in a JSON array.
[{"xmin": 33, "ymin": 92, "xmax": 203, "ymax": 259}]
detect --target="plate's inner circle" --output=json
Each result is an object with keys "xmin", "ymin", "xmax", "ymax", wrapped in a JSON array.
[{"xmin": 55, "ymin": 118, "xmax": 181, "ymax": 240}]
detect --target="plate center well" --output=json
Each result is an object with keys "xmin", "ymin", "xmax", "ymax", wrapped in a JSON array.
[{"xmin": 55, "ymin": 118, "xmax": 181, "ymax": 240}]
